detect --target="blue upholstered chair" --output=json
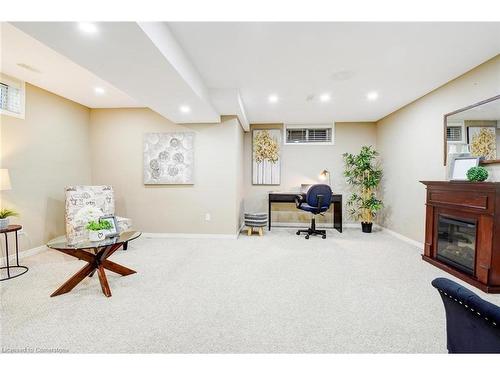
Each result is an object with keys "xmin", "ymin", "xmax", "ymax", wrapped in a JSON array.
[
  {"xmin": 431, "ymin": 277, "xmax": 500, "ymax": 353},
  {"xmin": 295, "ymin": 184, "xmax": 332, "ymax": 239}
]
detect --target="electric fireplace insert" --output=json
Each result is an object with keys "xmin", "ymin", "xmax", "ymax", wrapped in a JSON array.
[{"xmin": 436, "ymin": 216, "xmax": 476, "ymax": 275}]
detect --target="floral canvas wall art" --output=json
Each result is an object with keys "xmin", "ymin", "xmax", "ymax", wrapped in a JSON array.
[
  {"xmin": 468, "ymin": 127, "xmax": 497, "ymax": 160},
  {"xmin": 144, "ymin": 132, "xmax": 194, "ymax": 184},
  {"xmin": 252, "ymin": 129, "xmax": 281, "ymax": 185}
]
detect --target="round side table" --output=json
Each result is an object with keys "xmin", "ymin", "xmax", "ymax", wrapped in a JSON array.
[{"xmin": 0, "ymin": 224, "xmax": 29, "ymax": 281}]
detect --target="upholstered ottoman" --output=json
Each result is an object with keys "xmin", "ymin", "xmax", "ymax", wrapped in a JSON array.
[{"xmin": 244, "ymin": 213, "xmax": 268, "ymax": 236}]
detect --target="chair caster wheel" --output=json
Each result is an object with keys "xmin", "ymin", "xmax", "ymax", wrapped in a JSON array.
[
  {"xmin": 305, "ymin": 235, "xmax": 310, "ymax": 239},
  {"xmin": 296, "ymin": 231, "xmax": 300, "ymax": 235},
  {"xmin": 322, "ymin": 235, "xmax": 326, "ymax": 239}
]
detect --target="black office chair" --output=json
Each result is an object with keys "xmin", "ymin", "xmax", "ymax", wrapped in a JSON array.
[
  {"xmin": 295, "ymin": 184, "xmax": 332, "ymax": 239},
  {"xmin": 431, "ymin": 277, "xmax": 500, "ymax": 353}
]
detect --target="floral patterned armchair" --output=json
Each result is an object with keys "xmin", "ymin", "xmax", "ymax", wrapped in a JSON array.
[{"xmin": 65, "ymin": 186, "xmax": 132, "ymax": 245}]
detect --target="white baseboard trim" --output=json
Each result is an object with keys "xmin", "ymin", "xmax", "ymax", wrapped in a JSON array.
[
  {"xmin": 377, "ymin": 225, "xmax": 423, "ymax": 249},
  {"xmin": 0, "ymin": 244, "xmax": 48, "ymax": 263}
]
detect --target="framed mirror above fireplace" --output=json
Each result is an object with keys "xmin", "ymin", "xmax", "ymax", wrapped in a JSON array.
[{"xmin": 444, "ymin": 94, "xmax": 500, "ymax": 166}]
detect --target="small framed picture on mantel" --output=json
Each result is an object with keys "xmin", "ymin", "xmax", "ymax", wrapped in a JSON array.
[{"xmin": 449, "ymin": 156, "xmax": 479, "ymax": 181}]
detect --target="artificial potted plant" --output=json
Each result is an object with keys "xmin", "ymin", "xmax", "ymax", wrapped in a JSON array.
[
  {"xmin": 466, "ymin": 166, "xmax": 489, "ymax": 182},
  {"xmin": 0, "ymin": 208, "xmax": 18, "ymax": 230},
  {"xmin": 343, "ymin": 146, "xmax": 383, "ymax": 233},
  {"xmin": 86, "ymin": 220, "xmax": 112, "ymax": 242}
]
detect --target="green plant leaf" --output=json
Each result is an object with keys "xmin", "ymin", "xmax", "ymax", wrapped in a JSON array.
[
  {"xmin": 466, "ymin": 166, "xmax": 489, "ymax": 182},
  {"xmin": 0, "ymin": 208, "xmax": 19, "ymax": 219},
  {"xmin": 86, "ymin": 220, "xmax": 112, "ymax": 231},
  {"xmin": 343, "ymin": 145, "xmax": 383, "ymax": 223}
]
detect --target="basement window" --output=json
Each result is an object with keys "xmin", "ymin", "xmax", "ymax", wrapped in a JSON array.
[
  {"xmin": 446, "ymin": 121, "xmax": 465, "ymax": 143},
  {"xmin": 284, "ymin": 124, "xmax": 334, "ymax": 145},
  {"xmin": 0, "ymin": 75, "xmax": 25, "ymax": 119}
]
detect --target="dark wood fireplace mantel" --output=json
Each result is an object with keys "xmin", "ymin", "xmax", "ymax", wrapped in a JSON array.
[{"xmin": 421, "ymin": 181, "xmax": 500, "ymax": 293}]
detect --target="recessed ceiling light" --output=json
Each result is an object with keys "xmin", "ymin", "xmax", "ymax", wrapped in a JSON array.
[
  {"xmin": 94, "ymin": 87, "xmax": 105, "ymax": 95},
  {"xmin": 268, "ymin": 94, "xmax": 279, "ymax": 103},
  {"xmin": 319, "ymin": 93, "xmax": 331, "ymax": 102},
  {"xmin": 180, "ymin": 105, "xmax": 191, "ymax": 113},
  {"xmin": 367, "ymin": 91, "xmax": 379, "ymax": 101},
  {"xmin": 78, "ymin": 22, "xmax": 98, "ymax": 34}
]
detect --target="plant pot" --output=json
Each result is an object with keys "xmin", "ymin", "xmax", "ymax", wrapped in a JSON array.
[
  {"xmin": 0, "ymin": 218, "xmax": 9, "ymax": 230},
  {"xmin": 89, "ymin": 230, "xmax": 106, "ymax": 242},
  {"xmin": 361, "ymin": 222, "xmax": 373, "ymax": 233}
]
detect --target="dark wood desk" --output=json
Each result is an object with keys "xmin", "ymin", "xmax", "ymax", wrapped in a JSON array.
[{"xmin": 268, "ymin": 192, "xmax": 342, "ymax": 233}]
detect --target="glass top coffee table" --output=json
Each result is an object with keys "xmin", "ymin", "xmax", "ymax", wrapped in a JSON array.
[{"xmin": 47, "ymin": 231, "xmax": 141, "ymax": 297}]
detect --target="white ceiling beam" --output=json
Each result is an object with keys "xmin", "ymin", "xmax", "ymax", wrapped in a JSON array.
[
  {"xmin": 209, "ymin": 88, "xmax": 250, "ymax": 131},
  {"xmin": 12, "ymin": 22, "xmax": 220, "ymax": 124}
]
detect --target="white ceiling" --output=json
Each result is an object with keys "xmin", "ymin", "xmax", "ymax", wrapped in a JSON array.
[
  {"xmin": 2, "ymin": 22, "xmax": 500, "ymax": 127},
  {"xmin": 448, "ymin": 97, "xmax": 500, "ymax": 121},
  {"xmin": 169, "ymin": 22, "xmax": 500, "ymax": 123},
  {"xmin": 10, "ymin": 22, "xmax": 222, "ymax": 124},
  {"xmin": 0, "ymin": 23, "xmax": 139, "ymax": 108}
]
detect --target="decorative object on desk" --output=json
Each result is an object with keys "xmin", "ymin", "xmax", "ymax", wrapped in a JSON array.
[
  {"xmin": 86, "ymin": 220, "xmax": 112, "ymax": 242},
  {"xmin": 449, "ymin": 156, "xmax": 479, "ymax": 181},
  {"xmin": 466, "ymin": 166, "xmax": 489, "ymax": 182},
  {"xmin": 252, "ymin": 129, "xmax": 281, "ymax": 185},
  {"xmin": 244, "ymin": 212, "xmax": 268, "ymax": 236},
  {"xmin": 143, "ymin": 132, "xmax": 194, "ymax": 185},
  {"xmin": 99, "ymin": 215, "xmax": 119, "ymax": 238},
  {"xmin": 319, "ymin": 169, "xmax": 331, "ymax": 186},
  {"xmin": 343, "ymin": 146, "xmax": 383, "ymax": 233},
  {"xmin": 468, "ymin": 127, "xmax": 496, "ymax": 161},
  {"xmin": 0, "ymin": 209, "xmax": 18, "ymax": 230}
]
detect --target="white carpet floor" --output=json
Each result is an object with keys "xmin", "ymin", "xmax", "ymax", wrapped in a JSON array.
[{"xmin": 2, "ymin": 228, "xmax": 500, "ymax": 353}]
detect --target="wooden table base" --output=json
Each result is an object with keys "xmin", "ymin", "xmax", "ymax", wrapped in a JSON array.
[{"xmin": 51, "ymin": 242, "xmax": 136, "ymax": 298}]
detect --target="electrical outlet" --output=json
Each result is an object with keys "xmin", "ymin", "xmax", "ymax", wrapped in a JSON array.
[{"xmin": 205, "ymin": 213, "xmax": 211, "ymax": 221}]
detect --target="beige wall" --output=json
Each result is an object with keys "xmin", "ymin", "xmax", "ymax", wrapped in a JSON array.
[
  {"xmin": 376, "ymin": 54, "xmax": 500, "ymax": 243},
  {"xmin": 0, "ymin": 83, "xmax": 91, "ymax": 250},
  {"xmin": 89, "ymin": 109, "xmax": 243, "ymax": 235},
  {"xmin": 4, "ymin": 55, "xmax": 498, "ymax": 248},
  {"xmin": 244, "ymin": 122, "xmax": 377, "ymax": 225}
]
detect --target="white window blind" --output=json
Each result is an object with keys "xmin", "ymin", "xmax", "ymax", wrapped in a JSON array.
[
  {"xmin": 285, "ymin": 126, "xmax": 333, "ymax": 144},
  {"xmin": 0, "ymin": 81, "xmax": 22, "ymax": 114},
  {"xmin": 446, "ymin": 126, "xmax": 463, "ymax": 142}
]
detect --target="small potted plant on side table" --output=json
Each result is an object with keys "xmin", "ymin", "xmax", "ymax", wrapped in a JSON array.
[
  {"xmin": 0, "ymin": 208, "xmax": 18, "ymax": 230},
  {"xmin": 86, "ymin": 220, "xmax": 112, "ymax": 242},
  {"xmin": 343, "ymin": 146, "xmax": 383, "ymax": 233}
]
